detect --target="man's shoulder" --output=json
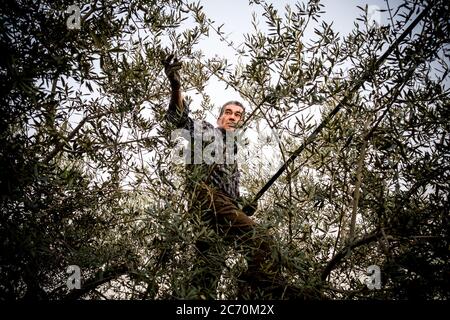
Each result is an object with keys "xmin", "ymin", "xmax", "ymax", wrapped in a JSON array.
[{"xmin": 186, "ymin": 118, "xmax": 218, "ymax": 133}]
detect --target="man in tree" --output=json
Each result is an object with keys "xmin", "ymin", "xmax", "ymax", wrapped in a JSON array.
[{"xmin": 163, "ymin": 54, "xmax": 288, "ymax": 298}]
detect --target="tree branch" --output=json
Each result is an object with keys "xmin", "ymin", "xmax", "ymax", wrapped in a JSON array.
[
  {"xmin": 321, "ymin": 230, "xmax": 382, "ymax": 282},
  {"xmin": 348, "ymin": 119, "xmax": 370, "ymax": 242},
  {"xmin": 64, "ymin": 263, "xmax": 130, "ymax": 301},
  {"xmin": 43, "ymin": 111, "xmax": 111, "ymax": 164}
]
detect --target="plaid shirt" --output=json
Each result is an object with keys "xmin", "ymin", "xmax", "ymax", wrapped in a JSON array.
[{"xmin": 166, "ymin": 106, "xmax": 241, "ymax": 200}]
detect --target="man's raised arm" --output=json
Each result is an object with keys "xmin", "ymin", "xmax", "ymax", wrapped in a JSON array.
[{"xmin": 163, "ymin": 54, "xmax": 185, "ymax": 121}]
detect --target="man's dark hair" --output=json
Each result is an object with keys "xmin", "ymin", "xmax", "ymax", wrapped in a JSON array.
[{"xmin": 218, "ymin": 101, "xmax": 245, "ymax": 119}]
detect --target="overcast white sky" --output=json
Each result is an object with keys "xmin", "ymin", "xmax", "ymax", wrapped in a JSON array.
[{"xmin": 186, "ymin": 0, "xmax": 402, "ymax": 123}]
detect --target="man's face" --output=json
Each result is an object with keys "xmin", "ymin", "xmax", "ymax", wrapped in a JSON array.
[{"xmin": 217, "ymin": 104, "xmax": 244, "ymax": 131}]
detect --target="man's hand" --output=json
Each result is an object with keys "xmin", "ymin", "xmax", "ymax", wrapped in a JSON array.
[
  {"xmin": 242, "ymin": 203, "xmax": 257, "ymax": 216},
  {"xmin": 163, "ymin": 54, "xmax": 182, "ymax": 91},
  {"xmin": 238, "ymin": 196, "xmax": 258, "ymax": 216}
]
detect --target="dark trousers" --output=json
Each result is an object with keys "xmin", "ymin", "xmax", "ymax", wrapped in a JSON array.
[{"xmin": 189, "ymin": 183, "xmax": 286, "ymax": 298}]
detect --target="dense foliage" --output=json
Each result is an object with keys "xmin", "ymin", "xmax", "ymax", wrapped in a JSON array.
[{"xmin": 1, "ymin": 0, "xmax": 448, "ymax": 299}]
